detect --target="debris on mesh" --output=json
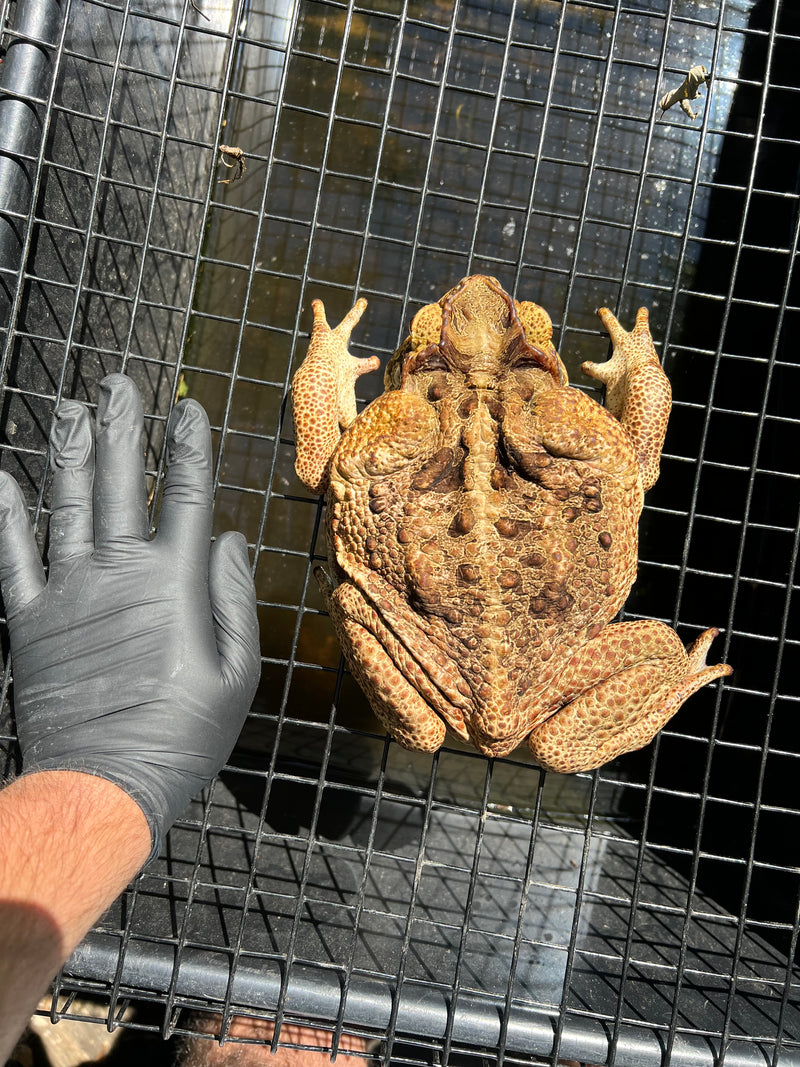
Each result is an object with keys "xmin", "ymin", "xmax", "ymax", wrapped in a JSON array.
[
  {"xmin": 189, "ymin": 0, "xmax": 210, "ymax": 22},
  {"xmin": 218, "ymin": 145, "xmax": 247, "ymax": 184},
  {"xmin": 658, "ymin": 65, "xmax": 712, "ymax": 120}
]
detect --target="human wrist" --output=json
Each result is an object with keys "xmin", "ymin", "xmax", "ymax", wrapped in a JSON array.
[
  {"xmin": 0, "ymin": 770, "xmax": 151, "ymax": 947},
  {"xmin": 0, "ymin": 771, "xmax": 151, "ymax": 1061}
]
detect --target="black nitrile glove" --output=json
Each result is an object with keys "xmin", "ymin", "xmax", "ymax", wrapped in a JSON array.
[{"xmin": 0, "ymin": 374, "xmax": 261, "ymax": 860}]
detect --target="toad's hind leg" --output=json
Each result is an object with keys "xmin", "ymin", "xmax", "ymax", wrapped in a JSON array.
[
  {"xmin": 529, "ymin": 623, "xmax": 732, "ymax": 774},
  {"xmin": 317, "ymin": 570, "xmax": 462, "ymax": 753}
]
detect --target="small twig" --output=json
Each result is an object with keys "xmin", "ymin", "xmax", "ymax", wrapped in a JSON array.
[
  {"xmin": 658, "ymin": 65, "xmax": 712, "ymax": 120},
  {"xmin": 188, "ymin": 0, "xmax": 210, "ymax": 21},
  {"xmin": 217, "ymin": 144, "xmax": 246, "ymax": 185}
]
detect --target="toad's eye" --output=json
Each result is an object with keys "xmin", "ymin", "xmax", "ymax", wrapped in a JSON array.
[{"xmin": 407, "ymin": 344, "xmax": 450, "ymax": 375}]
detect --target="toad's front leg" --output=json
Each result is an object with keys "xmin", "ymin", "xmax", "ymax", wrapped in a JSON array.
[
  {"xmin": 291, "ymin": 298, "xmax": 380, "ymax": 494},
  {"xmin": 528, "ymin": 621, "xmax": 732, "ymax": 774},
  {"xmin": 582, "ymin": 307, "xmax": 672, "ymax": 491}
]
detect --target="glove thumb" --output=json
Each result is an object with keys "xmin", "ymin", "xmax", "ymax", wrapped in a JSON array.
[{"xmin": 209, "ymin": 531, "xmax": 260, "ymax": 702}]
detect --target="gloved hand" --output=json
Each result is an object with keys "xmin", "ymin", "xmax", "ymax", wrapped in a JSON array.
[{"xmin": 0, "ymin": 374, "xmax": 261, "ymax": 860}]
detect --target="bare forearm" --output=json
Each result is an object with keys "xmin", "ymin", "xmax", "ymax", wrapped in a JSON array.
[{"xmin": 0, "ymin": 771, "xmax": 151, "ymax": 1060}]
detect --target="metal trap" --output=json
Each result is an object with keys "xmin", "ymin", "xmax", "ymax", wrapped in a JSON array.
[{"xmin": 1, "ymin": 0, "xmax": 798, "ymax": 1063}]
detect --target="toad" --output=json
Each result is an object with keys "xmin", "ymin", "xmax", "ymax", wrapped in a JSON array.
[{"xmin": 291, "ymin": 275, "xmax": 731, "ymax": 773}]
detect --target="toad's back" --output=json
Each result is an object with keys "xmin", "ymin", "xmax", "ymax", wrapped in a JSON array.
[
  {"xmin": 294, "ymin": 275, "xmax": 730, "ymax": 770},
  {"xmin": 327, "ymin": 276, "xmax": 643, "ymax": 730}
]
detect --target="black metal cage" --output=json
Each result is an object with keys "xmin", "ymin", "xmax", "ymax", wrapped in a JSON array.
[{"xmin": 1, "ymin": 0, "xmax": 798, "ymax": 1063}]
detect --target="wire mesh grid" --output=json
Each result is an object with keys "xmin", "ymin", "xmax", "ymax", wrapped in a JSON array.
[{"xmin": 0, "ymin": 0, "xmax": 798, "ymax": 1063}]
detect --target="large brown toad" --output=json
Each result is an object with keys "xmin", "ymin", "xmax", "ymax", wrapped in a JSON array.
[{"xmin": 291, "ymin": 275, "xmax": 731, "ymax": 773}]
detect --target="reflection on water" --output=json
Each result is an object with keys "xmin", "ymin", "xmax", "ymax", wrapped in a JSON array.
[{"xmin": 178, "ymin": 0, "xmax": 751, "ymax": 815}]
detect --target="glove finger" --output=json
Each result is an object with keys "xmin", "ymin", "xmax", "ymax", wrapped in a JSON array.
[
  {"xmin": 157, "ymin": 399, "xmax": 213, "ymax": 557},
  {"xmin": 48, "ymin": 399, "xmax": 95, "ymax": 563},
  {"xmin": 0, "ymin": 472, "xmax": 46, "ymax": 617},
  {"xmin": 94, "ymin": 374, "xmax": 149, "ymax": 544},
  {"xmin": 209, "ymin": 531, "xmax": 260, "ymax": 702}
]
